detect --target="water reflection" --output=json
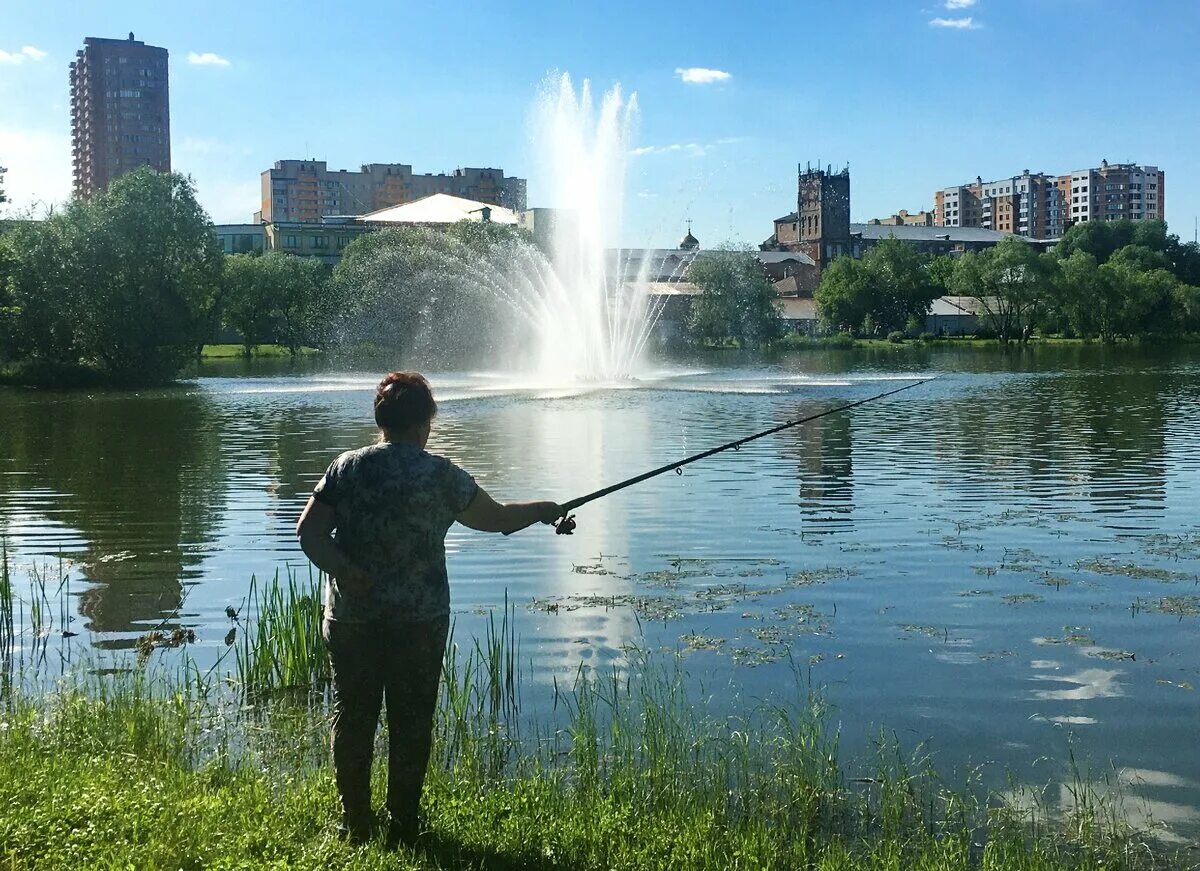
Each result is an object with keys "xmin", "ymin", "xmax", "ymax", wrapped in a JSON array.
[{"xmin": 0, "ymin": 389, "xmax": 224, "ymax": 636}]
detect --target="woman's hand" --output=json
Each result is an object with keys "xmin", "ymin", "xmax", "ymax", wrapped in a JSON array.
[
  {"xmin": 334, "ymin": 564, "xmax": 375, "ymax": 595},
  {"xmin": 534, "ymin": 501, "xmax": 564, "ymax": 525}
]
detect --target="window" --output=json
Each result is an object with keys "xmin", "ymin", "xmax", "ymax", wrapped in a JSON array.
[
  {"xmin": 312, "ymin": 236, "xmax": 328, "ymax": 249},
  {"xmin": 283, "ymin": 235, "xmax": 299, "ymax": 249}
]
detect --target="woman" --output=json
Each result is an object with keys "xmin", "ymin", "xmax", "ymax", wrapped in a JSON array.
[{"xmin": 296, "ymin": 371, "xmax": 561, "ymax": 846}]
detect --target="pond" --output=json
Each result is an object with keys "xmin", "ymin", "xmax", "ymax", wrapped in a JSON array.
[{"xmin": 2, "ymin": 343, "xmax": 1199, "ymax": 840}]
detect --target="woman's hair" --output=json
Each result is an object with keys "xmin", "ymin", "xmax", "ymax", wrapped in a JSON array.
[{"xmin": 374, "ymin": 372, "xmax": 437, "ymax": 433}]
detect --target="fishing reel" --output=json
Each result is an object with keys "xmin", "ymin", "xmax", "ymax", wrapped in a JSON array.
[{"xmin": 555, "ymin": 514, "xmax": 577, "ymax": 535}]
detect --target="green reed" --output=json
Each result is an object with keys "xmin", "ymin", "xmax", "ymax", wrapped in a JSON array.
[
  {"xmin": 0, "ymin": 567, "xmax": 1186, "ymax": 869},
  {"xmin": 233, "ymin": 568, "xmax": 328, "ymax": 698}
]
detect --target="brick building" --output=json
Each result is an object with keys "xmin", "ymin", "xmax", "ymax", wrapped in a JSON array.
[
  {"xmin": 934, "ymin": 161, "xmax": 1164, "ymax": 239},
  {"xmin": 255, "ymin": 160, "xmax": 527, "ymax": 223},
  {"xmin": 70, "ymin": 34, "xmax": 170, "ymax": 199}
]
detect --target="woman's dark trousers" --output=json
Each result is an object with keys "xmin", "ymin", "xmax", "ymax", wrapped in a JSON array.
[{"xmin": 323, "ymin": 616, "xmax": 450, "ymax": 840}]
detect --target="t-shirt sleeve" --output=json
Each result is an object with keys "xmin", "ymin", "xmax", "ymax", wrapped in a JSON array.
[
  {"xmin": 312, "ymin": 460, "xmax": 342, "ymax": 506},
  {"xmin": 445, "ymin": 460, "xmax": 479, "ymax": 515}
]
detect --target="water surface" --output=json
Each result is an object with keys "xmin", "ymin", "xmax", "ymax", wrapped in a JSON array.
[{"xmin": 2, "ymin": 345, "xmax": 1199, "ymax": 840}]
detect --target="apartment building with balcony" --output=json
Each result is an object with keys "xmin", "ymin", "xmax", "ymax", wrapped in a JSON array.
[
  {"xmin": 934, "ymin": 161, "xmax": 1164, "ymax": 240},
  {"xmin": 70, "ymin": 33, "xmax": 170, "ymax": 199},
  {"xmin": 255, "ymin": 160, "xmax": 527, "ymax": 223}
]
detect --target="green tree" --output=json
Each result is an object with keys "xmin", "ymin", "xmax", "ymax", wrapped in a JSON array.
[
  {"xmin": 814, "ymin": 238, "xmax": 938, "ymax": 336},
  {"xmin": 813, "ymin": 255, "xmax": 873, "ymax": 334},
  {"xmin": 1057, "ymin": 247, "xmax": 1183, "ymax": 342},
  {"xmin": 330, "ymin": 221, "xmax": 533, "ymax": 361},
  {"xmin": 927, "ymin": 254, "xmax": 956, "ymax": 295},
  {"xmin": 686, "ymin": 249, "xmax": 783, "ymax": 348},
  {"xmin": 950, "ymin": 235, "xmax": 1048, "ymax": 344},
  {"xmin": 1, "ymin": 167, "xmax": 222, "ymax": 381},
  {"xmin": 70, "ymin": 168, "xmax": 223, "ymax": 378},
  {"xmin": 224, "ymin": 252, "xmax": 330, "ymax": 356},
  {"xmin": 221, "ymin": 254, "xmax": 276, "ymax": 356},
  {"xmin": 1, "ymin": 216, "xmax": 79, "ymax": 363}
]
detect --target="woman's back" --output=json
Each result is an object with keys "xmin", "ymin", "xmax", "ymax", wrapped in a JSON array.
[{"xmin": 314, "ymin": 441, "xmax": 477, "ymax": 623}]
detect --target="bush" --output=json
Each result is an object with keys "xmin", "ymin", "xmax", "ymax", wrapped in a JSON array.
[
  {"xmin": 887, "ymin": 330, "xmax": 905, "ymax": 344},
  {"xmin": 918, "ymin": 332, "xmax": 937, "ymax": 342}
]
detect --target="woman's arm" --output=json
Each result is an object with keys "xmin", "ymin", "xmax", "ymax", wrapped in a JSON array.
[
  {"xmin": 295, "ymin": 497, "xmax": 372, "ymax": 592},
  {"xmin": 456, "ymin": 487, "xmax": 561, "ymax": 534}
]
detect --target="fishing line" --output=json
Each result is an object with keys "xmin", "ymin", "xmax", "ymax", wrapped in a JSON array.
[{"xmin": 506, "ymin": 376, "xmax": 936, "ymax": 536}]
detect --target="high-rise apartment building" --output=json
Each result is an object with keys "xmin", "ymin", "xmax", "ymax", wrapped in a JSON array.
[
  {"xmin": 256, "ymin": 160, "xmax": 527, "ymax": 223},
  {"xmin": 70, "ymin": 33, "xmax": 170, "ymax": 199},
  {"xmin": 934, "ymin": 161, "xmax": 1164, "ymax": 239}
]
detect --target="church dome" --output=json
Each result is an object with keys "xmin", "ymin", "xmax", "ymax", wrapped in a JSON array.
[{"xmin": 679, "ymin": 225, "xmax": 699, "ymax": 250}]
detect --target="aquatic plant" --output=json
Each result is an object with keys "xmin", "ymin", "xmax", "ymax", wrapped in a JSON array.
[{"xmin": 234, "ymin": 569, "xmax": 328, "ymax": 697}]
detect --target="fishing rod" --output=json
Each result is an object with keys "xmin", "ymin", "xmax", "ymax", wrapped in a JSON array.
[{"xmin": 506, "ymin": 376, "xmax": 936, "ymax": 536}]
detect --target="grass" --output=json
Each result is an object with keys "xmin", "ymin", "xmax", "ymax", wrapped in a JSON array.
[
  {"xmin": 0, "ymin": 568, "xmax": 1193, "ymax": 869},
  {"xmin": 200, "ymin": 343, "xmax": 320, "ymax": 359}
]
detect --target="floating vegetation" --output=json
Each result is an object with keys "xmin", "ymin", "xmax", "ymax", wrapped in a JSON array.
[
  {"xmin": 1091, "ymin": 649, "xmax": 1137, "ymax": 662},
  {"xmin": 977, "ymin": 650, "xmax": 1018, "ymax": 661},
  {"xmin": 1038, "ymin": 629, "xmax": 1096, "ymax": 647},
  {"xmin": 1156, "ymin": 678, "xmax": 1195, "ymax": 691},
  {"xmin": 1132, "ymin": 595, "xmax": 1200, "ymax": 618},
  {"xmin": 134, "ymin": 628, "xmax": 196, "ymax": 659},
  {"xmin": 749, "ymin": 626, "xmax": 784, "ymax": 645},
  {"xmin": 572, "ymin": 563, "xmax": 616, "ymax": 576},
  {"xmin": 959, "ymin": 589, "xmax": 994, "ymax": 597},
  {"xmin": 1141, "ymin": 530, "xmax": 1200, "ymax": 560},
  {"xmin": 679, "ymin": 632, "xmax": 724, "ymax": 652},
  {"xmin": 1074, "ymin": 557, "xmax": 1191, "ymax": 583},
  {"xmin": 771, "ymin": 602, "xmax": 832, "ymax": 635},
  {"xmin": 785, "ymin": 566, "xmax": 858, "ymax": 588},
  {"xmin": 898, "ymin": 624, "xmax": 946, "ymax": 639},
  {"xmin": 729, "ymin": 645, "xmax": 788, "ymax": 667},
  {"xmin": 939, "ymin": 536, "xmax": 980, "ymax": 552},
  {"xmin": 1002, "ymin": 593, "xmax": 1044, "ymax": 605},
  {"xmin": 1037, "ymin": 575, "xmax": 1072, "ymax": 589}
]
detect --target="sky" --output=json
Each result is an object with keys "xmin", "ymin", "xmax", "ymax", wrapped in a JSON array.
[{"xmin": 2, "ymin": 0, "xmax": 1199, "ymax": 248}]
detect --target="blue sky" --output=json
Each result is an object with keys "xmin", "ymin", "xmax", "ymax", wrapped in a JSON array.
[{"xmin": 2, "ymin": 0, "xmax": 1198, "ymax": 248}]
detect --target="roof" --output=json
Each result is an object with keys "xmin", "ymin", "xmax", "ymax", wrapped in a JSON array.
[
  {"xmin": 850, "ymin": 223, "xmax": 1018, "ymax": 243},
  {"xmin": 779, "ymin": 298, "xmax": 817, "ymax": 320},
  {"xmin": 358, "ymin": 193, "xmax": 518, "ymax": 225},
  {"xmin": 757, "ymin": 250, "xmax": 816, "ymax": 267},
  {"xmin": 929, "ymin": 295, "xmax": 987, "ymax": 316},
  {"xmin": 775, "ymin": 212, "xmax": 799, "ymax": 224},
  {"xmin": 624, "ymin": 281, "xmax": 701, "ymax": 296}
]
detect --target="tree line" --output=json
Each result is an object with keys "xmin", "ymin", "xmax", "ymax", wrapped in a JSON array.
[
  {"xmin": 0, "ymin": 169, "xmax": 546, "ymax": 384},
  {"xmin": 813, "ymin": 222, "xmax": 1200, "ymax": 343}
]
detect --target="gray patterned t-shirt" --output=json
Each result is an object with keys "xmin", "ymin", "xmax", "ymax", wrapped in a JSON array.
[{"xmin": 313, "ymin": 442, "xmax": 478, "ymax": 623}]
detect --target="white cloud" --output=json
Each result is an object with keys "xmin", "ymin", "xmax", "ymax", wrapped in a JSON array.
[
  {"xmin": 945, "ymin": 0, "xmax": 976, "ymax": 8},
  {"xmin": 930, "ymin": 16, "xmax": 980, "ymax": 28},
  {"xmin": 675, "ymin": 67, "xmax": 731, "ymax": 85},
  {"xmin": 631, "ymin": 143, "xmax": 709, "ymax": 158},
  {"xmin": 0, "ymin": 46, "xmax": 48, "ymax": 64},
  {"xmin": 187, "ymin": 51, "xmax": 231, "ymax": 67}
]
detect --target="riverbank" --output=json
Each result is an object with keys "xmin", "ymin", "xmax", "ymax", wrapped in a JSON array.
[
  {"xmin": 0, "ymin": 662, "xmax": 1181, "ymax": 870},
  {"xmin": 0, "ymin": 345, "xmax": 316, "ymax": 387},
  {"xmin": 768, "ymin": 332, "xmax": 1200, "ymax": 352},
  {"xmin": 0, "ymin": 572, "xmax": 1186, "ymax": 870}
]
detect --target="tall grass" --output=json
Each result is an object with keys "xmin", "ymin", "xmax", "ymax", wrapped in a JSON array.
[
  {"xmin": 0, "ymin": 565, "xmax": 1190, "ymax": 868},
  {"xmin": 234, "ymin": 568, "xmax": 327, "ymax": 698}
]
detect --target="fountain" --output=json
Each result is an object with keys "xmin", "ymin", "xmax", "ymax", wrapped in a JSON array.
[{"xmin": 340, "ymin": 74, "xmax": 673, "ymax": 384}]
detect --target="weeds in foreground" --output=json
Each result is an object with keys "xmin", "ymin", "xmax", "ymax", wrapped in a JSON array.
[{"xmin": 0, "ymin": 567, "xmax": 1193, "ymax": 869}]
